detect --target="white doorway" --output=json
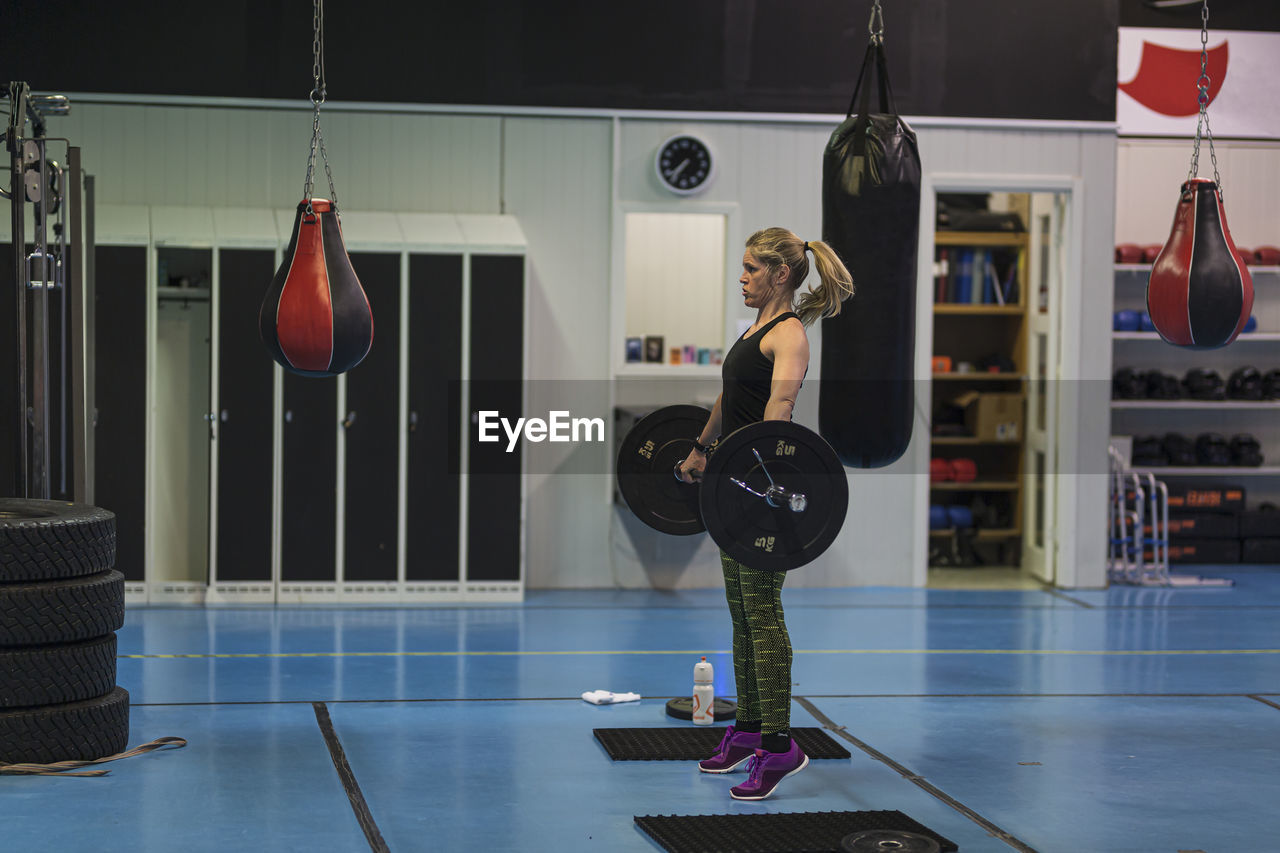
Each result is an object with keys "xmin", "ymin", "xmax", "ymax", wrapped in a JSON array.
[{"xmin": 921, "ymin": 176, "xmax": 1076, "ymax": 587}]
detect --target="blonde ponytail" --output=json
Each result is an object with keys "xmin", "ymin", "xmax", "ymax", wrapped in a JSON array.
[
  {"xmin": 795, "ymin": 239, "xmax": 854, "ymax": 325},
  {"xmin": 744, "ymin": 228, "xmax": 855, "ymax": 327}
]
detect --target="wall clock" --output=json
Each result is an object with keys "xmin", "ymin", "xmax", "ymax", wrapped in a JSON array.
[{"xmin": 654, "ymin": 134, "xmax": 715, "ymax": 196}]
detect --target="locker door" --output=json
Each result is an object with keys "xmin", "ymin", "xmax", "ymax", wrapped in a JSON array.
[
  {"xmin": 281, "ymin": 372, "xmax": 337, "ymax": 583},
  {"xmin": 406, "ymin": 254, "xmax": 462, "ymax": 582},
  {"xmin": 93, "ymin": 246, "xmax": 148, "ymax": 582},
  {"xmin": 467, "ymin": 254, "xmax": 524, "ymax": 583},
  {"xmin": 213, "ymin": 249, "xmax": 275, "ymax": 582},
  {"xmin": 342, "ymin": 253, "xmax": 400, "ymax": 582}
]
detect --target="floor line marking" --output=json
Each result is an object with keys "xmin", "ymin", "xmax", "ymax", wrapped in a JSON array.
[
  {"xmin": 118, "ymin": 648, "xmax": 1280, "ymax": 660},
  {"xmin": 1248, "ymin": 695, "xmax": 1280, "ymax": 711},
  {"xmin": 313, "ymin": 702, "xmax": 390, "ymax": 853},
  {"xmin": 125, "ymin": 692, "xmax": 1280, "ymax": 708},
  {"xmin": 796, "ymin": 696, "xmax": 1039, "ymax": 853}
]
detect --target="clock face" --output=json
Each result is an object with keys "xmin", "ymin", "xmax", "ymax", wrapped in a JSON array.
[{"xmin": 655, "ymin": 135, "xmax": 714, "ymax": 195}]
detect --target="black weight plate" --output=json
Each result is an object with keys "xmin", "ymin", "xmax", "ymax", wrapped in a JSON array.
[
  {"xmin": 840, "ymin": 830, "xmax": 941, "ymax": 853},
  {"xmin": 616, "ymin": 405, "xmax": 710, "ymax": 536},
  {"xmin": 665, "ymin": 697, "xmax": 738, "ymax": 721},
  {"xmin": 701, "ymin": 420, "xmax": 847, "ymax": 571}
]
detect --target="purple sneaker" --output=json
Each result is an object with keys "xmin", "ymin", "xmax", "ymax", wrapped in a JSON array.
[
  {"xmin": 729, "ymin": 740, "xmax": 809, "ymax": 800},
  {"xmin": 698, "ymin": 726, "xmax": 762, "ymax": 774}
]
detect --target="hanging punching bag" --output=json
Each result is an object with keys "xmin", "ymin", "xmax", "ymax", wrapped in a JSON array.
[
  {"xmin": 819, "ymin": 39, "xmax": 922, "ymax": 468},
  {"xmin": 260, "ymin": 0, "xmax": 371, "ymax": 377},
  {"xmin": 260, "ymin": 199, "xmax": 373, "ymax": 376},
  {"xmin": 1147, "ymin": 178, "xmax": 1253, "ymax": 349}
]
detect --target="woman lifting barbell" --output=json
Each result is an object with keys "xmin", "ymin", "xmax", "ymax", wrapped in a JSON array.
[{"xmin": 677, "ymin": 227, "xmax": 853, "ymax": 800}]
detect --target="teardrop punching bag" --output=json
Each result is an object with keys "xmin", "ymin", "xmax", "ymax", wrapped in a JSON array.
[
  {"xmin": 259, "ymin": 0, "xmax": 372, "ymax": 377},
  {"xmin": 819, "ymin": 39, "xmax": 922, "ymax": 468},
  {"xmin": 260, "ymin": 198, "xmax": 374, "ymax": 376},
  {"xmin": 1147, "ymin": 178, "xmax": 1253, "ymax": 349}
]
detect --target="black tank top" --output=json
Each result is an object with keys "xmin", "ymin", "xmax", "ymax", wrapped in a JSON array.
[{"xmin": 720, "ymin": 312, "xmax": 800, "ymax": 438}]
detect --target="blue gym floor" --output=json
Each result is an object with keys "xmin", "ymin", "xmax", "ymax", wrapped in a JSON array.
[{"xmin": 5, "ymin": 568, "xmax": 1280, "ymax": 853}]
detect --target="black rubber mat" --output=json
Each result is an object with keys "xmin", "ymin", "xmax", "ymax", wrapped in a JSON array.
[
  {"xmin": 593, "ymin": 727, "xmax": 851, "ymax": 761},
  {"xmin": 634, "ymin": 810, "xmax": 958, "ymax": 853}
]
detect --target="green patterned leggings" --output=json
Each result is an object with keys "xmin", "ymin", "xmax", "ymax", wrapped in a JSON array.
[{"xmin": 720, "ymin": 550, "xmax": 792, "ymax": 735}]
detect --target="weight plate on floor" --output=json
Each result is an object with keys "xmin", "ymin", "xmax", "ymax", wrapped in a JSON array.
[
  {"xmin": 616, "ymin": 405, "xmax": 710, "ymax": 536},
  {"xmin": 664, "ymin": 697, "xmax": 737, "ymax": 721},
  {"xmin": 700, "ymin": 420, "xmax": 847, "ymax": 571},
  {"xmin": 840, "ymin": 830, "xmax": 941, "ymax": 853}
]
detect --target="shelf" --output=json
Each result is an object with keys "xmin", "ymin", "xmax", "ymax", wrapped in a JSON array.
[
  {"xmin": 931, "ymin": 436, "xmax": 1021, "ymax": 446},
  {"xmin": 931, "ymin": 481, "xmax": 1019, "ymax": 491},
  {"xmin": 933, "ymin": 372, "xmax": 1025, "ymax": 381},
  {"xmin": 1112, "ymin": 400, "xmax": 1280, "ymax": 410},
  {"xmin": 934, "ymin": 305, "xmax": 1023, "ymax": 315},
  {"xmin": 1115, "ymin": 264, "xmax": 1280, "ymax": 275},
  {"xmin": 615, "ymin": 363, "xmax": 721, "ymax": 378},
  {"xmin": 1134, "ymin": 466, "xmax": 1280, "ymax": 476},
  {"xmin": 930, "ymin": 528, "xmax": 1022, "ymax": 539},
  {"xmin": 935, "ymin": 231, "xmax": 1029, "ymax": 248},
  {"xmin": 1113, "ymin": 331, "xmax": 1280, "ymax": 341},
  {"xmin": 157, "ymin": 287, "xmax": 210, "ymax": 302}
]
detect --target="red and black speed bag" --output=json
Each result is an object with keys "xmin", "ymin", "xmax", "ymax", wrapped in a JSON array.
[
  {"xmin": 260, "ymin": 199, "xmax": 373, "ymax": 376},
  {"xmin": 1147, "ymin": 178, "xmax": 1253, "ymax": 350}
]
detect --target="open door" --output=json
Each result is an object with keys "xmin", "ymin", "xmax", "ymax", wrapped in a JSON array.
[{"xmin": 1022, "ymin": 192, "xmax": 1068, "ymax": 583}]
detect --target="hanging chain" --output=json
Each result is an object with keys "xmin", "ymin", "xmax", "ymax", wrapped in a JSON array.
[
  {"xmin": 1187, "ymin": 0, "xmax": 1222, "ymax": 195},
  {"xmin": 868, "ymin": 0, "xmax": 884, "ymax": 44},
  {"xmin": 302, "ymin": 0, "xmax": 339, "ymax": 213}
]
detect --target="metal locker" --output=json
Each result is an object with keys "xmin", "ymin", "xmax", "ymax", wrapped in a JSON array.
[
  {"xmin": 342, "ymin": 252, "xmax": 400, "ymax": 582},
  {"xmin": 406, "ymin": 253, "xmax": 463, "ymax": 582},
  {"xmin": 467, "ymin": 254, "xmax": 524, "ymax": 583},
  {"xmin": 280, "ymin": 371, "xmax": 338, "ymax": 583},
  {"xmin": 93, "ymin": 245, "xmax": 148, "ymax": 582},
  {"xmin": 213, "ymin": 248, "xmax": 275, "ymax": 582}
]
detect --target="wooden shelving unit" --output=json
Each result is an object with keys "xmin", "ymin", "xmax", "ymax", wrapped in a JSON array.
[{"xmin": 930, "ymin": 228, "xmax": 1030, "ymax": 564}]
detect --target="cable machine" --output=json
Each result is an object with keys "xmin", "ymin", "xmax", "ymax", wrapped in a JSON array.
[{"xmin": 2, "ymin": 81, "xmax": 93, "ymax": 502}]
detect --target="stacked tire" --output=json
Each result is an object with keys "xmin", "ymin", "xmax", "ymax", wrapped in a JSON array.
[{"xmin": 0, "ymin": 499, "xmax": 129, "ymax": 763}]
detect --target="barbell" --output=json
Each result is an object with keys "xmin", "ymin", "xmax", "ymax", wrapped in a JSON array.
[{"xmin": 615, "ymin": 405, "xmax": 848, "ymax": 571}]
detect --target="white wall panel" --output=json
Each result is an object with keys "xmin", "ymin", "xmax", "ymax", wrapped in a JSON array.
[
  {"xmin": 60, "ymin": 104, "xmax": 502, "ymax": 213},
  {"xmin": 1116, "ymin": 139, "xmax": 1280, "ymax": 248},
  {"xmin": 1065, "ymin": 131, "xmax": 1119, "ymax": 589},
  {"xmin": 501, "ymin": 117, "xmax": 615, "ymax": 589},
  {"xmin": 624, "ymin": 212, "xmax": 726, "ymax": 346}
]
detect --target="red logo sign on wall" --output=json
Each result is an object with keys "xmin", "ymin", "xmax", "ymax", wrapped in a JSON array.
[
  {"xmin": 1119, "ymin": 41, "xmax": 1228, "ymax": 117},
  {"xmin": 1118, "ymin": 28, "xmax": 1280, "ymax": 138}
]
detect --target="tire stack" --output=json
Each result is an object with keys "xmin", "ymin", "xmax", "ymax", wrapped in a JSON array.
[{"xmin": 0, "ymin": 498, "xmax": 130, "ymax": 764}]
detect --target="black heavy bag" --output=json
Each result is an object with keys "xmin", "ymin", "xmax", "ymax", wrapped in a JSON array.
[{"xmin": 820, "ymin": 40, "xmax": 921, "ymax": 468}]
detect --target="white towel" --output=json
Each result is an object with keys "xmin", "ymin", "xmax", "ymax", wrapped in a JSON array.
[{"xmin": 581, "ymin": 690, "xmax": 641, "ymax": 705}]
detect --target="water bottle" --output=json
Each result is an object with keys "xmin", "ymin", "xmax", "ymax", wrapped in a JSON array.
[{"xmin": 692, "ymin": 656, "xmax": 714, "ymax": 726}]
